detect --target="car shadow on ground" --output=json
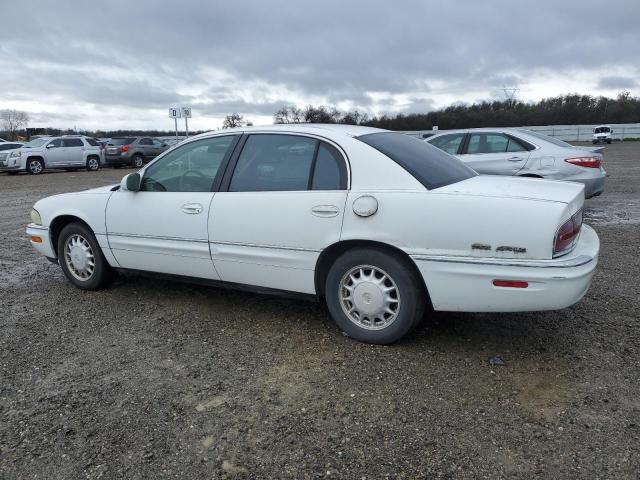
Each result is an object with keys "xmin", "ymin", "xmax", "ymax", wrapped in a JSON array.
[{"xmin": 110, "ymin": 271, "xmax": 570, "ymax": 358}]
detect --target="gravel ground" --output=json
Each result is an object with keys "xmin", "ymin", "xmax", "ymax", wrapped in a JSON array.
[{"xmin": 1, "ymin": 143, "xmax": 639, "ymax": 479}]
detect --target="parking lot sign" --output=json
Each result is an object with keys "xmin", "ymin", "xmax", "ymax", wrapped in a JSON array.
[
  {"xmin": 181, "ymin": 107, "xmax": 192, "ymax": 118},
  {"xmin": 169, "ymin": 107, "xmax": 181, "ymax": 119}
]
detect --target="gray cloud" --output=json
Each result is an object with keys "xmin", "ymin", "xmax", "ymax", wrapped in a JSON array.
[
  {"xmin": 1, "ymin": 0, "xmax": 639, "ymax": 129},
  {"xmin": 596, "ymin": 76, "xmax": 638, "ymax": 91}
]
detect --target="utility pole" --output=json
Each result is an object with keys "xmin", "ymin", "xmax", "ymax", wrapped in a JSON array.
[{"xmin": 502, "ymin": 87, "xmax": 520, "ymax": 107}]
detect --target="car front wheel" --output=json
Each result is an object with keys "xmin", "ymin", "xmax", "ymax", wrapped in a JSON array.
[
  {"xmin": 57, "ymin": 222, "xmax": 115, "ymax": 290},
  {"xmin": 27, "ymin": 158, "xmax": 44, "ymax": 174},
  {"xmin": 325, "ymin": 248, "xmax": 426, "ymax": 344}
]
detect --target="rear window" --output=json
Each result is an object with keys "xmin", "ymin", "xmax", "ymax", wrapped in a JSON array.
[
  {"xmin": 519, "ymin": 129, "xmax": 573, "ymax": 148},
  {"xmin": 109, "ymin": 138, "xmax": 136, "ymax": 146},
  {"xmin": 357, "ymin": 132, "xmax": 477, "ymax": 189}
]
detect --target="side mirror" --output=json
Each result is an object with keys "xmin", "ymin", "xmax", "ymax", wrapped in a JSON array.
[
  {"xmin": 121, "ymin": 173, "xmax": 141, "ymax": 192},
  {"xmin": 46, "ymin": 143, "xmax": 55, "ymax": 149}
]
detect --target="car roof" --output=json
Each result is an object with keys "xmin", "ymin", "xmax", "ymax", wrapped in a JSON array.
[{"xmin": 194, "ymin": 124, "xmax": 388, "ymax": 141}]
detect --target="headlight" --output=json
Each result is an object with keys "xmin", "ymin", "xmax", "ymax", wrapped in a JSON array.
[
  {"xmin": 10, "ymin": 150, "xmax": 21, "ymax": 158},
  {"xmin": 30, "ymin": 209, "xmax": 42, "ymax": 225}
]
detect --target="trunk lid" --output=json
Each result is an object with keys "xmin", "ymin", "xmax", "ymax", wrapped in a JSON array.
[{"xmin": 436, "ymin": 175, "xmax": 584, "ymax": 212}]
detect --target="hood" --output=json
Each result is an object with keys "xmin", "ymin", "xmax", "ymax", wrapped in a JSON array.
[
  {"xmin": 436, "ymin": 175, "xmax": 584, "ymax": 205},
  {"xmin": 80, "ymin": 184, "xmax": 119, "ymax": 194}
]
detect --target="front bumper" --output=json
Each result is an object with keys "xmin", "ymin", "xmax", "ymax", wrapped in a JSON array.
[
  {"xmin": 26, "ymin": 224, "xmax": 56, "ymax": 259},
  {"xmin": 412, "ymin": 224, "xmax": 599, "ymax": 312}
]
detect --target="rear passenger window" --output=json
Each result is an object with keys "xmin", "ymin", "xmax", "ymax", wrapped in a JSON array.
[
  {"xmin": 229, "ymin": 135, "xmax": 316, "ymax": 192},
  {"xmin": 139, "ymin": 138, "xmax": 153, "ymax": 145},
  {"xmin": 85, "ymin": 138, "xmax": 99, "ymax": 146},
  {"xmin": 312, "ymin": 143, "xmax": 345, "ymax": 190},
  {"xmin": 429, "ymin": 133, "xmax": 465, "ymax": 155},
  {"xmin": 64, "ymin": 138, "xmax": 84, "ymax": 147}
]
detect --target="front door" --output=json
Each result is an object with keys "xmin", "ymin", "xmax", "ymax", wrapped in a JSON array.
[
  {"xmin": 209, "ymin": 133, "xmax": 349, "ymax": 294},
  {"xmin": 44, "ymin": 139, "xmax": 67, "ymax": 166},
  {"xmin": 460, "ymin": 132, "xmax": 530, "ymax": 175},
  {"xmin": 106, "ymin": 135, "xmax": 240, "ymax": 279}
]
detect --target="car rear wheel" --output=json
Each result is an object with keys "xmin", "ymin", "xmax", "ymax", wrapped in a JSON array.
[
  {"xmin": 132, "ymin": 154, "xmax": 144, "ymax": 168},
  {"xmin": 57, "ymin": 222, "xmax": 115, "ymax": 290},
  {"xmin": 325, "ymin": 248, "xmax": 426, "ymax": 344},
  {"xmin": 86, "ymin": 157, "xmax": 100, "ymax": 171},
  {"xmin": 27, "ymin": 158, "xmax": 44, "ymax": 175}
]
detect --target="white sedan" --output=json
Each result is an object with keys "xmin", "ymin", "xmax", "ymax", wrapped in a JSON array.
[{"xmin": 26, "ymin": 125, "xmax": 599, "ymax": 344}]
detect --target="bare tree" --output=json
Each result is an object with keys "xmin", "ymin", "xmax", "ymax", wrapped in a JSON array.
[
  {"xmin": 1, "ymin": 109, "xmax": 30, "ymax": 140},
  {"xmin": 222, "ymin": 113, "xmax": 246, "ymax": 129},
  {"xmin": 274, "ymin": 105, "xmax": 303, "ymax": 124}
]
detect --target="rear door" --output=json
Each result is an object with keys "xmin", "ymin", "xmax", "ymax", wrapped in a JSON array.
[
  {"xmin": 62, "ymin": 138, "xmax": 85, "ymax": 165},
  {"xmin": 150, "ymin": 138, "xmax": 166, "ymax": 158},
  {"xmin": 459, "ymin": 132, "xmax": 530, "ymax": 175},
  {"xmin": 208, "ymin": 133, "xmax": 349, "ymax": 294},
  {"xmin": 138, "ymin": 137, "xmax": 154, "ymax": 158},
  {"xmin": 106, "ymin": 135, "xmax": 240, "ymax": 279}
]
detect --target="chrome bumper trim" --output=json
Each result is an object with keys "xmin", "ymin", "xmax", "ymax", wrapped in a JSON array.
[{"xmin": 411, "ymin": 254, "xmax": 594, "ymax": 268}]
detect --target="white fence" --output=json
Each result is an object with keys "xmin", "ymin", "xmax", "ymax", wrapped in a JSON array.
[{"xmin": 402, "ymin": 123, "xmax": 640, "ymax": 142}]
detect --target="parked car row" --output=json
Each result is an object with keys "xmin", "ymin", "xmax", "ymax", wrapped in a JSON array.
[{"xmin": 0, "ymin": 135, "xmax": 171, "ymax": 174}]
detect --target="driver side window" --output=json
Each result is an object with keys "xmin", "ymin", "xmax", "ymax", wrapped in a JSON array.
[{"xmin": 141, "ymin": 135, "xmax": 238, "ymax": 192}]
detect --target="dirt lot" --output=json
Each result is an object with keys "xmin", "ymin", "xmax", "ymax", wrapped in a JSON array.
[{"xmin": 1, "ymin": 142, "xmax": 639, "ymax": 479}]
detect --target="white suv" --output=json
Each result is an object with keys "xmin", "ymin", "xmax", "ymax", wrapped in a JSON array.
[
  {"xmin": 0, "ymin": 136, "xmax": 104, "ymax": 175},
  {"xmin": 592, "ymin": 125, "xmax": 613, "ymax": 144}
]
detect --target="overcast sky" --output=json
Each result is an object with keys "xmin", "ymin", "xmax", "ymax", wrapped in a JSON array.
[{"xmin": 1, "ymin": 0, "xmax": 638, "ymax": 131}]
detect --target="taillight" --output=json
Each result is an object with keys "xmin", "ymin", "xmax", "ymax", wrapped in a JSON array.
[
  {"xmin": 121, "ymin": 144, "xmax": 130, "ymax": 153},
  {"xmin": 553, "ymin": 209, "xmax": 583, "ymax": 256},
  {"xmin": 565, "ymin": 156, "xmax": 601, "ymax": 168}
]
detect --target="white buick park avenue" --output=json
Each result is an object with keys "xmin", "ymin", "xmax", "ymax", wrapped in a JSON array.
[{"xmin": 26, "ymin": 125, "xmax": 599, "ymax": 344}]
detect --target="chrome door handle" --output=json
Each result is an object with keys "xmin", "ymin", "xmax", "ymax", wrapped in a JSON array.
[
  {"xmin": 311, "ymin": 205, "xmax": 339, "ymax": 217},
  {"xmin": 508, "ymin": 157, "xmax": 524, "ymax": 161},
  {"xmin": 181, "ymin": 203, "xmax": 203, "ymax": 214}
]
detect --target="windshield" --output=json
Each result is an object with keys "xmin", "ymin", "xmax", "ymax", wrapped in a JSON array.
[
  {"xmin": 109, "ymin": 138, "xmax": 136, "ymax": 145},
  {"xmin": 357, "ymin": 132, "xmax": 477, "ymax": 190},
  {"xmin": 594, "ymin": 127, "xmax": 611, "ymax": 134},
  {"xmin": 23, "ymin": 138, "xmax": 49, "ymax": 148},
  {"xmin": 519, "ymin": 129, "xmax": 573, "ymax": 148}
]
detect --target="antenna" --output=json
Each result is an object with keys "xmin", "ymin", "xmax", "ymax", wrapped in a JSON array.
[{"xmin": 502, "ymin": 87, "xmax": 519, "ymax": 104}]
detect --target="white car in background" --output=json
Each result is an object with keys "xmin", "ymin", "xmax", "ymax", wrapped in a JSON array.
[
  {"xmin": 0, "ymin": 135, "xmax": 103, "ymax": 174},
  {"xmin": 425, "ymin": 128, "xmax": 606, "ymax": 198},
  {"xmin": 26, "ymin": 125, "xmax": 599, "ymax": 344},
  {"xmin": 592, "ymin": 125, "xmax": 613, "ymax": 144}
]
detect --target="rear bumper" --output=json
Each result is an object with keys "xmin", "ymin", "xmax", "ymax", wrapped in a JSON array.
[
  {"xmin": 26, "ymin": 224, "xmax": 56, "ymax": 259},
  {"xmin": 412, "ymin": 224, "xmax": 599, "ymax": 312}
]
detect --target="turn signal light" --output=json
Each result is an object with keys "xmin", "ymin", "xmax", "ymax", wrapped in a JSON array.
[
  {"xmin": 565, "ymin": 156, "xmax": 601, "ymax": 168},
  {"xmin": 492, "ymin": 280, "xmax": 528, "ymax": 288},
  {"xmin": 30, "ymin": 236, "xmax": 43, "ymax": 243}
]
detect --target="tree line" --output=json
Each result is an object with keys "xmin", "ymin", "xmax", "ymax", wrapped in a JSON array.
[
  {"xmin": 272, "ymin": 92, "xmax": 640, "ymax": 130},
  {"xmin": 3, "ymin": 93, "xmax": 638, "ymax": 140}
]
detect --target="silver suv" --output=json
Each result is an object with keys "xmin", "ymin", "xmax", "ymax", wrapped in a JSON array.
[
  {"xmin": 105, "ymin": 137, "xmax": 168, "ymax": 168},
  {"xmin": 0, "ymin": 135, "xmax": 104, "ymax": 175}
]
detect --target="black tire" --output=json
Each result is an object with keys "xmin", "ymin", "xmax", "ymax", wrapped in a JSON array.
[
  {"xmin": 57, "ymin": 222, "xmax": 115, "ymax": 290},
  {"xmin": 27, "ymin": 158, "xmax": 44, "ymax": 175},
  {"xmin": 325, "ymin": 248, "xmax": 426, "ymax": 344},
  {"xmin": 86, "ymin": 157, "xmax": 100, "ymax": 171},
  {"xmin": 607, "ymin": 140, "xmax": 612, "ymax": 144},
  {"xmin": 131, "ymin": 154, "xmax": 144, "ymax": 168}
]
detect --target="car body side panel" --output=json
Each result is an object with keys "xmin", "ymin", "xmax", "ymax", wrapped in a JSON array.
[{"xmin": 340, "ymin": 190, "xmax": 567, "ymax": 261}]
